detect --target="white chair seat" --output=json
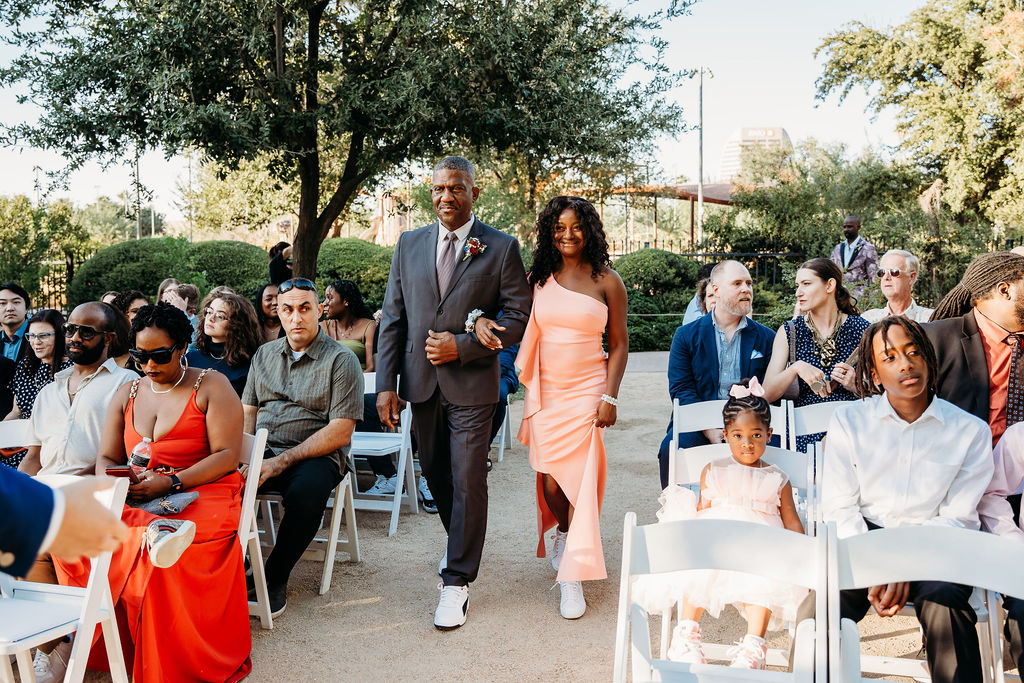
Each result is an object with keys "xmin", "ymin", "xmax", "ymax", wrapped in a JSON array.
[{"xmin": 0, "ymin": 599, "xmax": 80, "ymax": 643}]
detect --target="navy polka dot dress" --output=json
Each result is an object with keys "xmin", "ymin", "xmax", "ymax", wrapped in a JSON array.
[
  {"xmin": 785, "ymin": 315, "xmax": 870, "ymax": 452},
  {"xmin": 0, "ymin": 357, "xmax": 70, "ymax": 469}
]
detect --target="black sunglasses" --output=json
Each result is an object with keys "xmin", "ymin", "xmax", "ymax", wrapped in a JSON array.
[
  {"xmin": 277, "ymin": 278, "xmax": 318, "ymax": 295},
  {"xmin": 128, "ymin": 345, "xmax": 179, "ymax": 365},
  {"xmin": 876, "ymin": 268, "xmax": 909, "ymax": 280},
  {"xmin": 64, "ymin": 323, "xmax": 109, "ymax": 341}
]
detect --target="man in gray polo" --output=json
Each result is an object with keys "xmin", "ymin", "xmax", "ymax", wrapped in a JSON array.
[{"xmin": 243, "ymin": 278, "xmax": 364, "ymax": 617}]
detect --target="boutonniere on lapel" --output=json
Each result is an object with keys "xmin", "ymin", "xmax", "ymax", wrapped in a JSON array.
[{"xmin": 462, "ymin": 237, "xmax": 486, "ymax": 262}]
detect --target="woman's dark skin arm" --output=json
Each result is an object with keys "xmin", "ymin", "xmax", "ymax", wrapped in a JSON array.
[
  {"xmin": 95, "ymin": 382, "xmax": 132, "ymax": 474},
  {"xmin": 597, "ymin": 267, "xmax": 628, "ymax": 428}
]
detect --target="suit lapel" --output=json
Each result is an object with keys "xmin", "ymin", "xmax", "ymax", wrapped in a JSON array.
[
  {"xmin": 426, "ymin": 222, "xmax": 441, "ymax": 302},
  {"xmin": 701, "ymin": 315, "xmax": 719, "ymax": 395},
  {"xmin": 961, "ymin": 312, "xmax": 990, "ymax": 416},
  {"xmin": 440, "ymin": 220, "xmax": 483, "ymax": 303},
  {"xmin": 739, "ymin": 320, "xmax": 754, "ymax": 378}
]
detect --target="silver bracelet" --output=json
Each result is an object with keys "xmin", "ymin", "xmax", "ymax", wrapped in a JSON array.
[
  {"xmin": 601, "ymin": 394, "xmax": 619, "ymax": 406},
  {"xmin": 465, "ymin": 309, "xmax": 484, "ymax": 334}
]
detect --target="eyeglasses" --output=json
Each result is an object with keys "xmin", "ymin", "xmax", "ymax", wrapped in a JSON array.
[
  {"xmin": 63, "ymin": 323, "xmax": 109, "ymax": 340},
  {"xmin": 277, "ymin": 278, "xmax": 318, "ymax": 295},
  {"xmin": 25, "ymin": 332, "xmax": 55, "ymax": 342},
  {"xmin": 877, "ymin": 268, "xmax": 912, "ymax": 280},
  {"xmin": 203, "ymin": 308, "xmax": 229, "ymax": 323},
  {"xmin": 128, "ymin": 345, "xmax": 179, "ymax": 365}
]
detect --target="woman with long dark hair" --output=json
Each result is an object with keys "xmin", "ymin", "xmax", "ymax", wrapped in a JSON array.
[
  {"xmin": 320, "ymin": 279, "xmax": 377, "ymax": 372},
  {"xmin": 187, "ymin": 291, "xmax": 262, "ymax": 397},
  {"xmin": 475, "ymin": 195, "xmax": 628, "ymax": 620},
  {"xmin": 763, "ymin": 257, "xmax": 869, "ymax": 450},
  {"xmin": 254, "ymin": 283, "xmax": 284, "ymax": 344}
]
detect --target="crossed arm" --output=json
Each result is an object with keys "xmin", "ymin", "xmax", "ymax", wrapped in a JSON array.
[{"xmin": 242, "ymin": 405, "xmax": 355, "ymax": 486}]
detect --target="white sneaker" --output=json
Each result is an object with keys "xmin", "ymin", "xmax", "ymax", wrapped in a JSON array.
[
  {"xmin": 366, "ymin": 473, "xmax": 399, "ymax": 496},
  {"xmin": 438, "ymin": 548, "xmax": 447, "ymax": 576},
  {"xmin": 434, "ymin": 583, "xmax": 469, "ymax": 630},
  {"xmin": 550, "ymin": 528, "xmax": 567, "ymax": 572},
  {"xmin": 556, "ymin": 580, "xmax": 586, "ymax": 619},
  {"xmin": 33, "ymin": 637, "xmax": 72, "ymax": 683},
  {"xmin": 667, "ymin": 620, "xmax": 706, "ymax": 663},
  {"xmin": 728, "ymin": 634, "xmax": 767, "ymax": 669},
  {"xmin": 144, "ymin": 518, "xmax": 196, "ymax": 569}
]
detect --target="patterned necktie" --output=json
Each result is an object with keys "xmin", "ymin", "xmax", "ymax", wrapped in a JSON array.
[
  {"xmin": 437, "ymin": 232, "xmax": 458, "ymax": 294},
  {"xmin": 1007, "ymin": 334, "xmax": 1024, "ymax": 427}
]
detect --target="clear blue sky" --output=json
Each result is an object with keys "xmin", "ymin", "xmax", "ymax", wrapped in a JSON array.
[{"xmin": 0, "ymin": 0, "xmax": 924, "ymax": 220}]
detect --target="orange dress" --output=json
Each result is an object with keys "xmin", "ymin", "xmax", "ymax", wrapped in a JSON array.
[
  {"xmin": 516, "ymin": 276, "xmax": 609, "ymax": 582},
  {"xmin": 55, "ymin": 372, "xmax": 252, "ymax": 683}
]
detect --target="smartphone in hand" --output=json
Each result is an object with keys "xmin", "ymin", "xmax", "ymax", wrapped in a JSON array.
[{"xmin": 105, "ymin": 466, "xmax": 141, "ymax": 484}]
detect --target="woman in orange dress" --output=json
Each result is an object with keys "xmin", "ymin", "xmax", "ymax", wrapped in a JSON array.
[
  {"xmin": 476, "ymin": 196, "xmax": 628, "ymax": 620},
  {"xmin": 56, "ymin": 302, "xmax": 251, "ymax": 682}
]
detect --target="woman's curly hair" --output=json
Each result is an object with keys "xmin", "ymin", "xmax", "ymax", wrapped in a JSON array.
[
  {"xmin": 129, "ymin": 302, "xmax": 193, "ymax": 350},
  {"xmin": 327, "ymin": 280, "xmax": 374, "ymax": 321},
  {"xmin": 194, "ymin": 292, "xmax": 261, "ymax": 367},
  {"xmin": 528, "ymin": 196, "xmax": 610, "ymax": 288}
]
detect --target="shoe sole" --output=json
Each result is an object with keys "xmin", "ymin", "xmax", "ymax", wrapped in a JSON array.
[
  {"xmin": 149, "ymin": 522, "xmax": 196, "ymax": 569},
  {"xmin": 270, "ymin": 602, "xmax": 287, "ymax": 618}
]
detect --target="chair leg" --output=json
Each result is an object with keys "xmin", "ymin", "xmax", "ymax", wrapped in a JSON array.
[
  {"xmin": 989, "ymin": 591, "xmax": 1005, "ymax": 683},
  {"xmin": 13, "ymin": 651, "xmax": 32, "ymax": 683},
  {"xmin": 319, "ymin": 482, "xmax": 345, "ymax": 595},
  {"xmin": 100, "ymin": 583, "xmax": 130, "ymax": 683},
  {"xmin": 0, "ymin": 653, "xmax": 15, "ymax": 683},
  {"xmin": 343, "ymin": 473, "xmax": 361, "ymax": 563},
  {"xmin": 498, "ymin": 405, "xmax": 509, "ymax": 462},
  {"xmin": 260, "ymin": 499, "xmax": 277, "ymax": 547},
  {"xmin": 248, "ymin": 526, "xmax": 274, "ymax": 630}
]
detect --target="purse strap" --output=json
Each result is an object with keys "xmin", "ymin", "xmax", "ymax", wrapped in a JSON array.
[{"xmin": 786, "ymin": 320, "xmax": 796, "ymax": 366}]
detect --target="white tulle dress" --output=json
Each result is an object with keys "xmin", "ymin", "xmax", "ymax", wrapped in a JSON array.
[{"xmin": 631, "ymin": 458, "xmax": 809, "ymax": 631}]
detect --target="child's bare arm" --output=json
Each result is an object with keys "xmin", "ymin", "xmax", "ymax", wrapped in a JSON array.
[
  {"xmin": 779, "ymin": 482, "xmax": 805, "ymax": 534},
  {"xmin": 696, "ymin": 464, "xmax": 711, "ymax": 511}
]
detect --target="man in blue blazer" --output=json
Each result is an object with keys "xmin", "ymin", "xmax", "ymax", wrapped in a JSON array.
[
  {"xmin": 0, "ymin": 467, "xmax": 127, "ymax": 577},
  {"xmin": 657, "ymin": 261, "xmax": 777, "ymax": 487}
]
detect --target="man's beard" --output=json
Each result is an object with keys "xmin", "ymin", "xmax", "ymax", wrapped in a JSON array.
[
  {"xmin": 68, "ymin": 338, "xmax": 106, "ymax": 365},
  {"xmin": 720, "ymin": 298, "xmax": 752, "ymax": 318}
]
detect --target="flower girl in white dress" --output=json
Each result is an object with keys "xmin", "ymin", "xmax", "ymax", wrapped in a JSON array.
[{"xmin": 634, "ymin": 378, "xmax": 807, "ymax": 669}]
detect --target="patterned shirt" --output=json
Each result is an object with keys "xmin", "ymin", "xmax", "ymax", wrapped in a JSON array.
[
  {"xmin": 974, "ymin": 308, "xmax": 1014, "ymax": 445},
  {"xmin": 710, "ymin": 309, "xmax": 748, "ymax": 400},
  {"xmin": 8, "ymin": 356, "xmax": 72, "ymax": 417},
  {"xmin": 242, "ymin": 329, "xmax": 364, "ymax": 472}
]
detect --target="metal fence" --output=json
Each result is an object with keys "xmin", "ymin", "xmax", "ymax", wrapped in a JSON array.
[{"xmin": 37, "ymin": 249, "xmax": 93, "ymax": 314}]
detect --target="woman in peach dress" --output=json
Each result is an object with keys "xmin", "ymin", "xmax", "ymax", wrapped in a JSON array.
[{"xmin": 476, "ymin": 196, "xmax": 627, "ymax": 620}]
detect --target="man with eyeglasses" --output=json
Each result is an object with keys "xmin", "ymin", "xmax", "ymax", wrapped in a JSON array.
[
  {"xmin": 242, "ymin": 277, "xmax": 364, "ymax": 617},
  {"xmin": 862, "ymin": 250, "xmax": 934, "ymax": 324},
  {"xmin": 18, "ymin": 302, "xmax": 135, "ymax": 478},
  {"xmin": 829, "ymin": 215, "xmax": 878, "ymax": 300}
]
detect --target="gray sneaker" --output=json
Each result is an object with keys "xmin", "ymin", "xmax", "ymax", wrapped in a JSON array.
[
  {"xmin": 32, "ymin": 637, "xmax": 72, "ymax": 683},
  {"xmin": 366, "ymin": 473, "xmax": 400, "ymax": 496},
  {"xmin": 418, "ymin": 476, "xmax": 437, "ymax": 513},
  {"xmin": 144, "ymin": 518, "xmax": 196, "ymax": 569}
]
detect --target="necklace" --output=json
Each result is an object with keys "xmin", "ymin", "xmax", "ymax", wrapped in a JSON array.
[
  {"xmin": 150, "ymin": 367, "xmax": 188, "ymax": 394},
  {"xmin": 804, "ymin": 312, "xmax": 845, "ymax": 368}
]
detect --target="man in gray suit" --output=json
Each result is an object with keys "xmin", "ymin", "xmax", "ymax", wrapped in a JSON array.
[{"xmin": 377, "ymin": 156, "xmax": 532, "ymax": 630}]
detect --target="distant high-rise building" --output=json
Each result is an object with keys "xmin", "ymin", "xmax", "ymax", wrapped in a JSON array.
[{"xmin": 718, "ymin": 127, "xmax": 793, "ymax": 181}]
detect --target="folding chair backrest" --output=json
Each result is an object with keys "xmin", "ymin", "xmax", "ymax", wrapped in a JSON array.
[
  {"xmin": 0, "ymin": 419, "xmax": 30, "ymax": 449},
  {"xmin": 673, "ymin": 444, "xmax": 812, "ymax": 490},
  {"xmin": 238, "ymin": 429, "xmax": 268, "ymax": 544},
  {"xmin": 792, "ymin": 400, "xmax": 853, "ymax": 438},
  {"xmin": 363, "ymin": 372, "xmax": 376, "ymax": 395},
  {"xmin": 673, "ymin": 399, "xmax": 786, "ymax": 436}
]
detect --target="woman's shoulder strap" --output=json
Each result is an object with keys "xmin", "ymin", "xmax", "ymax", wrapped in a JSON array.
[
  {"xmin": 192, "ymin": 367, "xmax": 212, "ymax": 391},
  {"xmin": 129, "ymin": 377, "xmax": 142, "ymax": 399},
  {"xmin": 360, "ymin": 319, "xmax": 373, "ymax": 342}
]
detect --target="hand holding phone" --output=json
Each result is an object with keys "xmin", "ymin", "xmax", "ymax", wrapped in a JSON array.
[{"xmin": 105, "ymin": 465, "xmax": 141, "ymax": 484}]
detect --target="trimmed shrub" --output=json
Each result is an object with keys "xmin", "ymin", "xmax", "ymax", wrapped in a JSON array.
[
  {"xmin": 69, "ymin": 237, "xmax": 194, "ymax": 305},
  {"xmin": 614, "ymin": 250, "xmax": 698, "ymax": 352},
  {"xmin": 614, "ymin": 249, "xmax": 699, "ymax": 296},
  {"xmin": 187, "ymin": 240, "xmax": 268, "ymax": 300},
  {"xmin": 315, "ymin": 238, "xmax": 394, "ymax": 310}
]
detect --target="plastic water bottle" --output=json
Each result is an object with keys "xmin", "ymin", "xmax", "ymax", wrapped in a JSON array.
[{"xmin": 129, "ymin": 437, "xmax": 152, "ymax": 477}]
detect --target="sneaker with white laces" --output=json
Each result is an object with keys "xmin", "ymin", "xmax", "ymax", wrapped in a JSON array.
[
  {"xmin": 33, "ymin": 637, "xmax": 72, "ymax": 683},
  {"xmin": 666, "ymin": 620, "xmax": 706, "ymax": 664},
  {"xmin": 728, "ymin": 634, "xmax": 767, "ymax": 669},
  {"xmin": 434, "ymin": 582, "xmax": 469, "ymax": 630},
  {"xmin": 550, "ymin": 528, "xmax": 567, "ymax": 572},
  {"xmin": 555, "ymin": 580, "xmax": 586, "ymax": 619},
  {"xmin": 366, "ymin": 473, "xmax": 400, "ymax": 496},
  {"xmin": 418, "ymin": 476, "xmax": 437, "ymax": 513},
  {"xmin": 144, "ymin": 518, "xmax": 196, "ymax": 569}
]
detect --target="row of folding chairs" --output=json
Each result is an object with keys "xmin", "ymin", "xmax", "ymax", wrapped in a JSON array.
[{"xmin": 614, "ymin": 516, "xmax": 1024, "ymax": 683}]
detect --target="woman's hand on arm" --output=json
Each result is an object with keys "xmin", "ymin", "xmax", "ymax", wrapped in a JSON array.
[{"xmin": 473, "ymin": 316, "xmax": 504, "ymax": 351}]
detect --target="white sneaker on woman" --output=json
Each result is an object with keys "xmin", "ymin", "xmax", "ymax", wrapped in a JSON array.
[
  {"xmin": 556, "ymin": 580, "xmax": 586, "ymax": 619},
  {"xmin": 550, "ymin": 528, "xmax": 567, "ymax": 572},
  {"xmin": 144, "ymin": 518, "xmax": 196, "ymax": 569},
  {"xmin": 32, "ymin": 637, "xmax": 72, "ymax": 683}
]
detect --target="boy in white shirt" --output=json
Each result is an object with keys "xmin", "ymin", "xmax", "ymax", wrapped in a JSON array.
[{"xmin": 823, "ymin": 316, "xmax": 993, "ymax": 683}]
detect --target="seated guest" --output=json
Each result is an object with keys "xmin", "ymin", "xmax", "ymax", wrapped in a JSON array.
[
  {"xmin": 56, "ymin": 302, "xmax": 252, "ymax": 683},
  {"xmin": 106, "ymin": 305, "xmax": 134, "ymax": 370},
  {"xmin": 243, "ymin": 278, "xmax": 363, "ymax": 615},
  {"xmin": 161, "ymin": 283, "xmax": 201, "ymax": 327},
  {"xmin": 823, "ymin": 316, "xmax": 993, "ymax": 683},
  {"xmin": 269, "ymin": 242, "xmax": 292, "ymax": 285},
  {"xmin": 100, "ymin": 291, "xmax": 120, "ymax": 305},
  {"xmin": 2, "ymin": 309, "xmax": 70, "ymax": 469},
  {"xmin": 156, "ymin": 277, "xmax": 179, "ymax": 303},
  {"xmin": 320, "ymin": 279, "xmax": 377, "ymax": 371},
  {"xmin": 187, "ymin": 291, "xmax": 261, "ymax": 397},
  {"xmin": 0, "ymin": 282, "xmax": 30, "ymax": 363},
  {"xmin": 861, "ymin": 249, "xmax": 933, "ymax": 323},
  {"xmin": 656, "ymin": 260, "xmax": 775, "ymax": 487},
  {"xmin": 254, "ymin": 283, "xmax": 284, "ymax": 344},
  {"xmin": 681, "ymin": 262, "xmax": 717, "ymax": 326},
  {"xmin": 111, "ymin": 289, "xmax": 151, "ymax": 324}
]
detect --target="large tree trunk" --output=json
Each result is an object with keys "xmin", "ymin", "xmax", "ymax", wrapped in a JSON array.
[{"xmin": 918, "ymin": 178, "xmax": 944, "ymax": 303}]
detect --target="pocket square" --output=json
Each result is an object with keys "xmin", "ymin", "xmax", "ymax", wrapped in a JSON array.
[{"xmin": 750, "ymin": 349, "xmax": 764, "ymax": 359}]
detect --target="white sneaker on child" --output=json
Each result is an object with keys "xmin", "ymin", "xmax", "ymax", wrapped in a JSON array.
[
  {"xmin": 666, "ymin": 620, "xmax": 706, "ymax": 664},
  {"xmin": 728, "ymin": 634, "xmax": 767, "ymax": 669},
  {"xmin": 550, "ymin": 528, "xmax": 567, "ymax": 572}
]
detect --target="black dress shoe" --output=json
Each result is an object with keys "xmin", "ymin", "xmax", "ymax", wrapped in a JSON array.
[{"xmin": 268, "ymin": 583, "xmax": 287, "ymax": 617}]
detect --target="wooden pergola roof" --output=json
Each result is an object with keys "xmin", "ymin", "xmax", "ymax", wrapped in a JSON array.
[{"xmin": 583, "ymin": 183, "xmax": 735, "ymax": 206}]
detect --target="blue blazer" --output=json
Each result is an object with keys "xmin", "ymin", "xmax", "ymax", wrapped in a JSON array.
[
  {"xmin": 0, "ymin": 466, "xmax": 55, "ymax": 577},
  {"xmin": 668, "ymin": 312, "xmax": 776, "ymax": 405}
]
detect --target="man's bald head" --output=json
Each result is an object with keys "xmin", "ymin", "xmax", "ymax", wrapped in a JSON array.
[{"xmin": 709, "ymin": 260, "xmax": 753, "ymax": 318}]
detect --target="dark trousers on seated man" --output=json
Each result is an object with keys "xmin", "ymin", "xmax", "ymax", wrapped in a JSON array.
[
  {"xmin": 258, "ymin": 453, "xmax": 343, "ymax": 589},
  {"xmin": 412, "ymin": 387, "xmax": 495, "ymax": 587}
]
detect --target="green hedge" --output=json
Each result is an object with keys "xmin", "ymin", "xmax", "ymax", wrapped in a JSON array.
[
  {"xmin": 315, "ymin": 238, "xmax": 394, "ymax": 310},
  {"xmin": 614, "ymin": 249, "xmax": 699, "ymax": 352},
  {"xmin": 187, "ymin": 241, "xmax": 267, "ymax": 300}
]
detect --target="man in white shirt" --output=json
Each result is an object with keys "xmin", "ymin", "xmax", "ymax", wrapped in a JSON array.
[
  {"xmin": 19, "ymin": 302, "xmax": 136, "ymax": 476},
  {"xmin": 862, "ymin": 249, "xmax": 935, "ymax": 323},
  {"xmin": 823, "ymin": 316, "xmax": 993, "ymax": 683}
]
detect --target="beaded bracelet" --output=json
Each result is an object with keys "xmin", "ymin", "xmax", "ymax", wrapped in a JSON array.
[{"xmin": 601, "ymin": 394, "xmax": 619, "ymax": 406}]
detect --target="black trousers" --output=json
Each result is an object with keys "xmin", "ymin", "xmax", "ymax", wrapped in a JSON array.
[
  {"xmin": 258, "ymin": 453, "xmax": 343, "ymax": 589},
  {"xmin": 411, "ymin": 387, "xmax": 495, "ymax": 586},
  {"xmin": 841, "ymin": 582, "xmax": 981, "ymax": 683}
]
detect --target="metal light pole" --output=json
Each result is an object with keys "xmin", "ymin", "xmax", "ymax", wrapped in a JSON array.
[
  {"xmin": 696, "ymin": 66, "xmax": 714, "ymax": 243},
  {"xmin": 134, "ymin": 144, "xmax": 141, "ymax": 240}
]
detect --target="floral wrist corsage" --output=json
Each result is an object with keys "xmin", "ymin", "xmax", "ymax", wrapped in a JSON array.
[{"xmin": 465, "ymin": 309, "xmax": 484, "ymax": 333}]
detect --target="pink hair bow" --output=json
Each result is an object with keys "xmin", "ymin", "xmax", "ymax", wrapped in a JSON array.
[{"xmin": 729, "ymin": 377, "xmax": 765, "ymax": 399}]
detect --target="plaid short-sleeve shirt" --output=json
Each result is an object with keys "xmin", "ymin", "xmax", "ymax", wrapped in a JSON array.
[{"xmin": 242, "ymin": 329, "xmax": 364, "ymax": 472}]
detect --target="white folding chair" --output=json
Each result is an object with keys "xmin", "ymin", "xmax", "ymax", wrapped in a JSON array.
[
  {"xmin": 668, "ymin": 399, "xmax": 788, "ymax": 478},
  {"xmin": 237, "ymin": 429, "xmax": 275, "ymax": 629},
  {"xmin": 826, "ymin": 522, "xmax": 1024, "ymax": 683},
  {"xmin": 496, "ymin": 403, "xmax": 512, "ymax": 463},
  {"xmin": 613, "ymin": 515, "xmax": 826, "ymax": 683},
  {"xmin": 0, "ymin": 419, "xmax": 29, "ymax": 448},
  {"xmin": 789, "ymin": 400, "xmax": 854, "ymax": 451},
  {"xmin": 0, "ymin": 476, "xmax": 130, "ymax": 683},
  {"xmin": 350, "ymin": 372, "xmax": 418, "ymax": 536}
]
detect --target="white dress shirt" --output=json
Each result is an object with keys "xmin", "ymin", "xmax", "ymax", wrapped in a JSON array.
[
  {"xmin": 979, "ymin": 422, "xmax": 1024, "ymax": 541},
  {"xmin": 842, "ymin": 236, "xmax": 862, "ymax": 268},
  {"xmin": 861, "ymin": 299, "xmax": 934, "ymax": 324},
  {"xmin": 27, "ymin": 358, "xmax": 136, "ymax": 476},
  {"xmin": 823, "ymin": 394, "xmax": 994, "ymax": 539},
  {"xmin": 435, "ymin": 214, "xmax": 475, "ymax": 266}
]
